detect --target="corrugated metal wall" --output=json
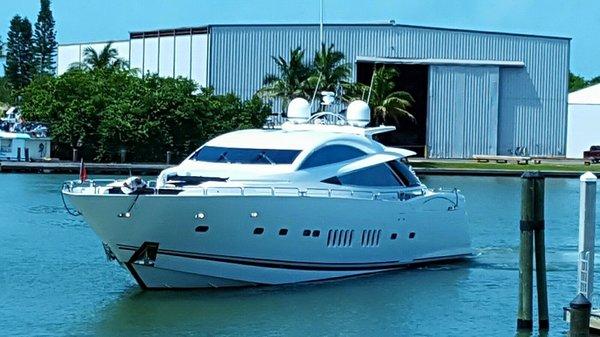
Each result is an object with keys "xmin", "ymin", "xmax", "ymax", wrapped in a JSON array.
[
  {"xmin": 428, "ymin": 66, "xmax": 499, "ymax": 158},
  {"xmin": 209, "ymin": 24, "xmax": 569, "ymax": 158}
]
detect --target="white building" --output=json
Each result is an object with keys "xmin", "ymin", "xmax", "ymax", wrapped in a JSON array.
[
  {"xmin": 566, "ymin": 84, "xmax": 600, "ymax": 158},
  {"xmin": 57, "ymin": 27, "xmax": 209, "ymax": 87}
]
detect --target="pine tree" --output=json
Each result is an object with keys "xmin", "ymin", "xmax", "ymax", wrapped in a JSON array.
[
  {"xmin": 5, "ymin": 16, "xmax": 35, "ymax": 91},
  {"xmin": 33, "ymin": 0, "xmax": 57, "ymax": 75}
]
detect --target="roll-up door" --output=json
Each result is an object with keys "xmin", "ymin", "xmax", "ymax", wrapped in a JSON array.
[{"xmin": 427, "ymin": 65, "xmax": 499, "ymax": 158}]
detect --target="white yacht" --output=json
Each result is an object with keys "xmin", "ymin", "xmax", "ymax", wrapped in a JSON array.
[{"xmin": 62, "ymin": 98, "xmax": 471, "ymax": 289}]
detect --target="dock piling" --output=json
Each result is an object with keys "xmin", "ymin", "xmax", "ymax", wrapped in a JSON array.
[
  {"xmin": 166, "ymin": 151, "xmax": 172, "ymax": 165},
  {"xmin": 569, "ymin": 294, "xmax": 592, "ymax": 337},
  {"xmin": 578, "ymin": 172, "xmax": 597, "ymax": 300},
  {"xmin": 517, "ymin": 171, "xmax": 548, "ymax": 331}
]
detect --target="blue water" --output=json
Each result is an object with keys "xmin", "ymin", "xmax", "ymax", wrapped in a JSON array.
[{"xmin": 0, "ymin": 174, "xmax": 591, "ymax": 336}]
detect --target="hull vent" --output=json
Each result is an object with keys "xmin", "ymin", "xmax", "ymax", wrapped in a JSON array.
[
  {"xmin": 361, "ymin": 229, "xmax": 382, "ymax": 247},
  {"xmin": 327, "ymin": 229, "xmax": 354, "ymax": 247}
]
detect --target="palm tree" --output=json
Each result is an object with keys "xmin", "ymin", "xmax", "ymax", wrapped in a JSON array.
[
  {"xmin": 344, "ymin": 66, "xmax": 415, "ymax": 126},
  {"xmin": 308, "ymin": 43, "xmax": 351, "ymax": 93},
  {"xmin": 69, "ymin": 42, "xmax": 129, "ymax": 71},
  {"xmin": 257, "ymin": 47, "xmax": 312, "ymax": 106}
]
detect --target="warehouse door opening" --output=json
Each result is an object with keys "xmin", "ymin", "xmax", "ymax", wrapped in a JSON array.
[{"xmin": 355, "ymin": 61, "xmax": 429, "ymax": 156}]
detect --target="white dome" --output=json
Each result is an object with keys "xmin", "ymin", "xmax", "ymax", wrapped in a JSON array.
[
  {"xmin": 287, "ymin": 98, "xmax": 311, "ymax": 123},
  {"xmin": 347, "ymin": 100, "xmax": 371, "ymax": 127}
]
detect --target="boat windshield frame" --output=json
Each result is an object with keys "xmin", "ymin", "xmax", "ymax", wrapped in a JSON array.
[{"xmin": 191, "ymin": 146, "xmax": 302, "ymax": 165}]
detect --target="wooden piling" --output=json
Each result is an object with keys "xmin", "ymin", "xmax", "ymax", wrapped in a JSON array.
[
  {"xmin": 166, "ymin": 151, "xmax": 172, "ymax": 165},
  {"xmin": 532, "ymin": 174, "xmax": 549, "ymax": 331},
  {"xmin": 518, "ymin": 171, "xmax": 548, "ymax": 331},
  {"xmin": 570, "ymin": 293, "xmax": 591, "ymax": 337},
  {"xmin": 517, "ymin": 229, "xmax": 534, "ymax": 330},
  {"xmin": 517, "ymin": 172, "xmax": 535, "ymax": 331}
]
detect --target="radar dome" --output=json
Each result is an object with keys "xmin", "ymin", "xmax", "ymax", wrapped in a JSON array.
[
  {"xmin": 287, "ymin": 98, "xmax": 311, "ymax": 123},
  {"xmin": 347, "ymin": 100, "xmax": 371, "ymax": 127}
]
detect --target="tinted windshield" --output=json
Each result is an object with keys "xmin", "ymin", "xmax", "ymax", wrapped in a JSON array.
[
  {"xmin": 338, "ymin": 163, "xmax": 402, "ymax": 187},
  {"xmin": 193, "ymin": 146, "xmax": 301, "ymax": 164},
  {"xmin": 299, "ymin": 145, "xmax": 366, "ymax": 170}
]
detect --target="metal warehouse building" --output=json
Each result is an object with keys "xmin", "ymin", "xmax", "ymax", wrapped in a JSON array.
[{"xmin": 57, "ymin": 23, "xmax": 570, "ymax": 159}]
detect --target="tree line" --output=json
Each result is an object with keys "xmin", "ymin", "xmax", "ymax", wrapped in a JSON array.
[{"xmin": 569, "ymin": 72, "xmax": 600, "ymax": 92}]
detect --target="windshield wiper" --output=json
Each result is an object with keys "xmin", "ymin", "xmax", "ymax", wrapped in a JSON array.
[
  {"xmin": 218, "ymin": 152, "xmax": 231, "ymax": 163},
  {"xmin": 258, "ymin": 152, "xmax": 275, "ymax": 165}
]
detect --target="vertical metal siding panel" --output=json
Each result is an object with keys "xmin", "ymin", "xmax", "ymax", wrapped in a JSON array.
[
  {"xmin": 429, "ymin": 65, "xmax": 499, "ymax": 158},
  {"xmin": 428, "ymin": 65, "xmax": 457, "ymax": 158}
]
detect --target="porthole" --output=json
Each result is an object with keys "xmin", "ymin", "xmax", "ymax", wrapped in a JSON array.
[
  {"xmin": 409, "ymin": 232, "xmax": 416, "ymax": 239},
  {"xmin": 312, "ymin": 230, "xmax": 320, "ymax": 237},
  {"xmin": 390, "ymin": 233, "xmax": 397, "ymax": 240},
  {"xmin": 253, "ymin": 227, "xmax": 264, "ymax": 235},
  {"xmin": 303, "ymin": 229, "xmax": 311, "ymax": 236},
  {"xmin": 279, "ymin": 228, "xmax": 288, "ymax": 236},
  {"xmin": 195, "ymin": 225, "xmax": 209, "ymax": 233}
]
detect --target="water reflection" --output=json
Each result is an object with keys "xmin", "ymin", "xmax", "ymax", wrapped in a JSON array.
[{"xmin": 91, "ymin": 267, "xmax": 470, "ymax": 336}]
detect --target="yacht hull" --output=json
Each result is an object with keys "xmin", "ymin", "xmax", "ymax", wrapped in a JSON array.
[{"xmin": 66, "ymin": 192, "xmax": 471, "ymax": 289}]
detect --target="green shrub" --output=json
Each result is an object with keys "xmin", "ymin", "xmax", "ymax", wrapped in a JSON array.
[{"xmin": 21, "ymin": 69, "xmax": 271, "ymax": 162}]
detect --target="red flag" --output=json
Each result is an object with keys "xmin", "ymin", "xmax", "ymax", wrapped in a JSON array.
[{"xmin": 79, "ymin": 158, "xmax": 88, "ymax": 182}]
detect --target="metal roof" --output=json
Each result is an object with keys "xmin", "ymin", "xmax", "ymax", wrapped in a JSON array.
[
  {"xmin": 125, "ymin": 22, "xmax": 570, "ymax": 41},
  {"xmin": 569, "ymin": 84, "xmax": 600, "ymax": 105}
]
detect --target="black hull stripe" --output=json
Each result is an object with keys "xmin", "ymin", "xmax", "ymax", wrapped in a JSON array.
[{"xmin": 118, "ymin": 244, "xmax": 470, "ymax": 272}]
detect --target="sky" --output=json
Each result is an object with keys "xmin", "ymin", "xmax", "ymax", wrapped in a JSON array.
[{"xmin": 1, "ymin": 0, "xmax": 600, "ymax": 78}]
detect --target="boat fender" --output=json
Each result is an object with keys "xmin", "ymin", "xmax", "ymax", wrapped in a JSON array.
[{"xmin": 121, "ymin": 176, "xmax": 148, "ymax": 194}]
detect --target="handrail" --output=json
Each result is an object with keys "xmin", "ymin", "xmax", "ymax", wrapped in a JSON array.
[{"xmin": 62, "ymin": 179, "xmax": 427, "ymax": 202}]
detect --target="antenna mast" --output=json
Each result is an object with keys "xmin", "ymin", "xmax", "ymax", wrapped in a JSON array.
[
  {"xmin": 310, "ymin": 0, "xmax": 325, "ymax": 111},
  {"xmin": 319, "ymin": 0, "xmax": 324, "ymax": 45}
]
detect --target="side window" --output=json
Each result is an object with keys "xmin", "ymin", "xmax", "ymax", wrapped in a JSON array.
[
  {"xmin": 338, "ymin": 163, "xmax": 402, "ymax": 187},
  {"xmin": 388, "ymin": 160, "xmax": 421, "ymax": 187},
  {"xmin": 299, "ymin": 145, "xmax": 366, "ymax": 169}
]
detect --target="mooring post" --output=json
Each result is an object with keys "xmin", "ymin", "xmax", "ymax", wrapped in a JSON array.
[
  {"xmin": 532, "ymin": 172, "xmax": 549, "ymax": 331},
  {"xmin": 578, "ymin": 172, "xmax": 597, "ymax": 300},
  {"xmin": 570, "ymin": 294, "xmax": 592, "ymax": 337},
  {"xmin": 72, "ymin": 148, "xmax": 78, "ymax": 162},
  {"xmin": 517, "ymin": 172, "xmax": 536, "ymax": 331},
  {"xmin": 166, "ymin": 151, "xmax": 172, "ymax": 165}
]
